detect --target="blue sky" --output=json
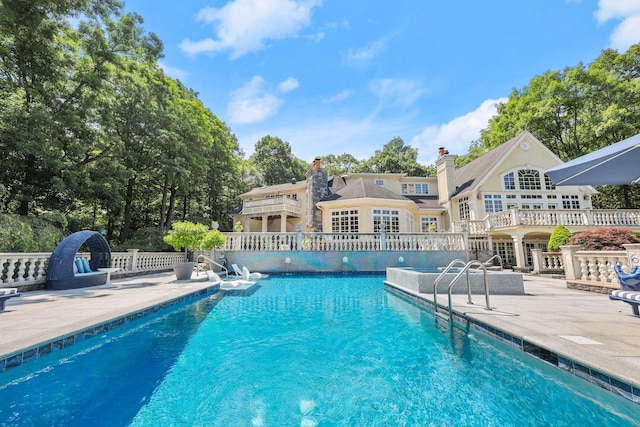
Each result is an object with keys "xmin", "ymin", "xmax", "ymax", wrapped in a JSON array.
[{"xmin": 122, "ymin": 0, "xmax": 640, "ymax": 165}]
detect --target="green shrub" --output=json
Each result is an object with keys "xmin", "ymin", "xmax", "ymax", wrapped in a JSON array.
[
  {"xmin": 0, "ymin": 213, "xmax": 65, "ymax": 252},
  {"xmin": 567, "ymin": 227, "xmax": 639, "ymax": 251},
  {"xmin": 547, "ymin": 224, "xmax": 573, "ymax": 251}
]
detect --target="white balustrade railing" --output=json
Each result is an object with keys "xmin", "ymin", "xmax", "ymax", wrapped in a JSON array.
[
  {"xmin": 454, "ymin": 209, "xmax": 640, "ymax": 235},
  {"xmin": 222, "ymin": 232, "xmax": 466, "ymax": 252},
  {"xmin": 558, "ymin": 244, "xmax": 640, "ymax": 288},
  {"xmin": 531, "ymin": 250, "xmax": 564, "ymax": 274},
  {"xmin": 1, "ymin": 250, "xmax": 186, "ymax": 289},
  {"xmin": 0, "ymin": 253, "xmax": 50, "ymax": 286}
]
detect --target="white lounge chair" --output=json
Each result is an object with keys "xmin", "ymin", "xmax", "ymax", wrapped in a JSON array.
[
  {"xmin": 231, "ymin": 264, "xmax": 265, "ymax": 280},
  {"xmin": 206, "ymin": 270, "xmax": 254, "ymax": 287}
]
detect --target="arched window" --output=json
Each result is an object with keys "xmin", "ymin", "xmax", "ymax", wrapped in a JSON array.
[{"xmin": 518, "ymin": 169, "xmax": 541, "ymax": 190}]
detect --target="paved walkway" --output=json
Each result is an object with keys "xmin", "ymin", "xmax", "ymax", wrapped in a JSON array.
[
  {"xmin": 0, "ymin": 272, "xmax": 215, "ymax": 361},
  {"xmin": 388, "ymin": 274, "xmax": 640, "ymax": 393},
  {"xmin": 1, "ymin": 272, "xmax": 639, "ymax": 400}
]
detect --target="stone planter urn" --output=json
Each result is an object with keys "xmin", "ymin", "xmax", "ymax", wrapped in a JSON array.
[{"xmin": 172, "ymin": 261, "xmax": 196, "ymax": 280}]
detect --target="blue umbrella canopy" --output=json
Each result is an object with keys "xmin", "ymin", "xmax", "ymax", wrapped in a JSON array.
[{"xmin": 546, "ymin": 133, "xmax": 640, "ymax": 186}]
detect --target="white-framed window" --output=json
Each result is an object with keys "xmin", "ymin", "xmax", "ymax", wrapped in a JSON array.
[
  {"xmin": 375, "ymin": 179, "xmax": 384, "ymax": 187},
  {"xmin": 518, "ymin": 169, "xmax": 541, "ymax": 190},
  {"xmin": 503, "ymin": 172, "xmax": 515, "ymax": 190},
  {"xmin": 522, "ymin": 203, "xmax": 543, "ymax": 209},
  {"xmin": 401, "ymin": 184, "xmax": 409, "ymax": 194},
  {"xmin": 415, "ymin": 183, "xmax": 429, "ymax": 194},
  {"xmin": 420, "ymin": 217, "xmax": 438, "ymax": 232},
  {"xmin": 506, "ymin": 194, "xmax": 517, "ymax": 199},
  {"xmin": 458, "ymin": 197, "xmax": 470, "ymax": 220},
  {"xmin": 562, "ymin": 195, "xmax": 580, "ymax": 209},
  {"xmin": 506, "ymin": 203, "xmax": 518, "ymax": 209},
  {"xmin": 373, "ymin": 209, "xmax": 399, "ymax": 232},
  {"xmin": 548, "ymin": 204, "xmax": 557, "ymax": 210},
  {"xmin": 494, "ymin": 241, "xmax": 516, "ymax": 267},
  {"xmin": 544, "ymin": 174, "xmax": 556, "ymax": 190},
  {"xmin": 331, "ymin": 209, "xmax": 359, "ymax": 232},
  {"xmin": 521, "ymin": 194, "xmax": 543, "ymax": 199},
  {"xmin": 483, "ymin": 194, "xmax": 503, "ymax": 214},
  {"xmin": 547, "ymin": 194, "xmax": 557, "ymax": 199}
]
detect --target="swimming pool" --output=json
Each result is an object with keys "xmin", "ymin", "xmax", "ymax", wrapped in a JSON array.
[{"xmin": 0, "ymin": 274, "xmax": 637, "ymax": 426}]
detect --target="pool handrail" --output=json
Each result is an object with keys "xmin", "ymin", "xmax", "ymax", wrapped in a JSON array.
[
  {"xmin": 196, "ymin": 254, "xmax": 229, "ymax": 277},
  {"xmin": 433, "ymin": 260, "xmax": 493, "ymax": 324},
  {"xmin": 481, "ymin": 254, "xmax": 503, "ymax": 271},
  {"xmin": 433, "ymin": 259, "xmax": 468, "ymax": 317}
]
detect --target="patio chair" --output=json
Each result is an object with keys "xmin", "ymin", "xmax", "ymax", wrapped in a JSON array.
[
  {"xmin": 610, "ymin": 265, "xmax": 640, "ymax": 316},
  {"xmin": 0, "ymin": 288, "xmax": 20, "ymax": 311}
]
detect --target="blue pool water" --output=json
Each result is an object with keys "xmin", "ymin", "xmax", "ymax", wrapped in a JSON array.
[{"xmin": 0, "ymin": 275, "xmax": 638, "ymax": 426}]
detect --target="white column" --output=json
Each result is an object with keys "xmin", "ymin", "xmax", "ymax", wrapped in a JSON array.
[
  {"xmin": 280, "ymin": 214, "xmax": 288, "ymax": 232},
  {"xmin": 511, "ymin": 234, "xmax": 526, "ymax": 269},
  {"xmin": 261, "ymin": 216, "xmax": 268, "ymax": 232}
]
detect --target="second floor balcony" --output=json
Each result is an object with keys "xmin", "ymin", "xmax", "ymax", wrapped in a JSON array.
[
  {"xmin": 241, "ymin": 196, "xmax": 302, "ymax": 217},
  {"xmin": 452, "ymin": 208, "xmax": 640, "ymax": 235}
]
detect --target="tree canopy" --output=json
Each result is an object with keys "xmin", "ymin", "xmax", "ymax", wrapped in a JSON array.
[
  {"xmin": 0, "ymin": 0, "xmax": 243, "ymax": 243},
  {"xmin": 479, "ymin": 43, "xmax": 640, "ymax": 208}
]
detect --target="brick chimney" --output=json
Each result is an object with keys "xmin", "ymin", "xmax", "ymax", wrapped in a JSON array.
[
  {"xmin": 305, "ymin": 157, "xmax": 328, "ymax": 231},
  {"xmin": 436, "ymin": 147, "xmax": 455, "ymax": 204}
]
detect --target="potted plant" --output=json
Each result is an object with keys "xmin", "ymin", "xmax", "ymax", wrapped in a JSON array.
[{"xmin": 164, "ymin": 221, "xmax": 226, "ymax": 280}]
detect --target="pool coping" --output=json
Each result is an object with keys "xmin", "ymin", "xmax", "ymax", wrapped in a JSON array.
[
  {"xmin": 0, "ymin": 283, "xmax": 222, "ymax": 373},
  {"xmin": 384, "ymin": 282, "xmax": 640, "ymax": 406}
]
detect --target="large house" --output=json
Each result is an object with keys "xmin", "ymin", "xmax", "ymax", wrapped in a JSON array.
[{"xmin": 232, "ymin": 131, "xmax": 640, "ymax": 269}]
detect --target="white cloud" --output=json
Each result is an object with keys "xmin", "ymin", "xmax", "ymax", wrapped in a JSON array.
[
  {"xmin": 227, "ymin": 76, "xmax": 283, "ymax": 124},
  {"xmin": 609, "ymin": 14, "xmax": 640, "ymax": 50},
  {"xmin": 594, "ymin": 0, "xmax": 640, "ymax": 22},
  {"xmin": 179, "ymin": 0, "xmax": 321, "ymax": 59},
  {"xmin": 410, "ymin": 98, "xmax": 507, "ymax": 164},
  {"xmin": 322, "ymin": 90, "xmax": 353, "ymax": 103},
  {"xmin": 345, "ymin": 38, "xmax": 387, "ymax": 65},
  {"xmin": 594, "ymin": 0, "xmax": 640, "ymax": 51},
  {"xmin": 368, "ymin": 78, "xmax": 423, "ymax": 108},
  {"xmin": 158, "ymin": 62, "xmax": 189, "ymax": 81},
  {"xmin": 278, "ymin": 77, "xmax": 300, "ymax": 93}
]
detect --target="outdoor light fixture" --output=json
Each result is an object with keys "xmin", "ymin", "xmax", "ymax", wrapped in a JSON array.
[
  {"xmin": 342, "ymin": 256, "xmax": 348, "ymax": 263},
  {"xmin": 285, "ymin": 257, "xmax": 291, "ymax": 264},
  {"xmin": 398, "ymin": 256, "xmax": 404, "ymax": 264}
]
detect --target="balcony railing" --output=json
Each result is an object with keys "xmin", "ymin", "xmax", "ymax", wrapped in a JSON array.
[
  {"xmin": 452, "ymin": 208, "xmax": 640, "ymax": 234},
  {"xmin": 222, "ymin": 231, "xmax": 466, "ymax": 252},
  {"xmin": 241, "ymin": 196, "xmax": 302, "ymax": 216}
]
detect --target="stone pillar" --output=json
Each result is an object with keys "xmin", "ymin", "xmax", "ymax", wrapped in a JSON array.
[
  {"xmin": 531, "ymin": 249, "xmax": 542, "ymax": 274},
  {"xmin": 280, "ymin": 214, "xmax": 288, "ymax": 232},
  {"xmin": 127, "ymin": 248, "xmax": 139, "ymax": 272},
  {"xmin": 261, "ymin": 215, "xmax": 268, "ymax": 232},
  {"xmin": 296, "ymin": 223, "xmax": 303, "ymax": 250},
  {"xmin": 560, "ymin": 245, "xmax": 580, "ymax": 280},
  {"xmin": 623, "ymin": 243, "xmax": 640, "ymax": 268}
]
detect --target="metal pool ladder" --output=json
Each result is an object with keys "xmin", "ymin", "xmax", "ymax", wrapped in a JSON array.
[{"xmin": 432, "ymin": 259, "xmax": 493, "ymax": 325}]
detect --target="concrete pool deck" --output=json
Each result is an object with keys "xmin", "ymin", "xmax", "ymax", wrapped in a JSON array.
[{"xmin": 1, "ymin": 272, "xmax": 639, "ymax": 402}]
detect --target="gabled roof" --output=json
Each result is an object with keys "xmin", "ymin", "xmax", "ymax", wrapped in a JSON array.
[
  {"xmin": 454, "ymin": 134, "xmax": 522, "ymax": 195},
  {"xmin": 322, "ymin": 178, "xmax": 409, "ymax": 202},
  {"xmin": 452, "ymin": 130, "xmax": 563, "ymax": 196}
]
